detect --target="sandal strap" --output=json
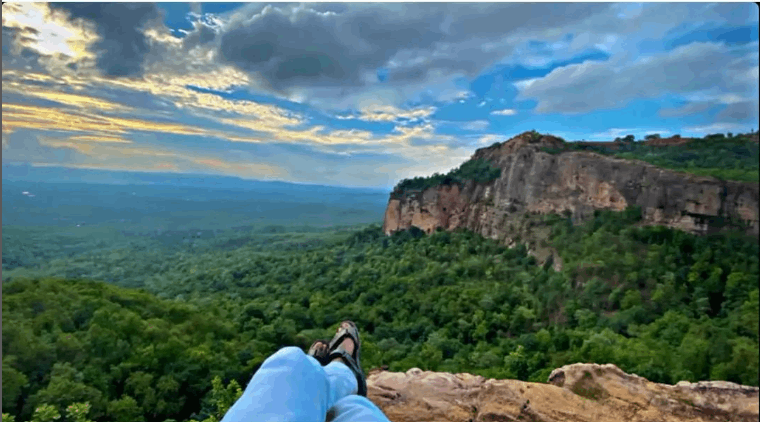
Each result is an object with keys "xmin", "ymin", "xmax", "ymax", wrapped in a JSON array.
[
  {"xmin": 327, "ymin": 349, "xmax": 367, "ymax": 396},
  {"xmin": 327, "ymin": 321, "xmax": 367, "ymax": 396},
  {"xmin": 328, "ymin": 323, "xmax": 360, "ymax": 360}
]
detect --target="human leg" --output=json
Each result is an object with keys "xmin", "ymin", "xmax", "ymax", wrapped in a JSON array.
[{"xmin": 221, "ymin": 346, "xmax": 357, "ymax": 422}]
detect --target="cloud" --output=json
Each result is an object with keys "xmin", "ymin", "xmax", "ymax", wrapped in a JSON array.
[
  {"xmin": 32, "ymin": 134, "xmax": 288, "ymax": 180},
  {"xmin": 2, "ymin": 3, "xmax": 96, "ymax": 72},
  {"xmin": 65, "ymin": 134, "xmax": 132, "ymax": 144},
  {"xmin": 586, "ymin": 128, "xmax": 671, "ymax": 141},
  {"xmin": 339, "ymin": 105, "xmax": 437, "ymax": 123},
  {"xmin": 658, "ymin": 101, "xmax": 718, "ymax": 117},
  {"xmin": 48, "ymin": 3, "xmax": 163, "ymax": 76},
  {"xmin": 2, "ymin": 82, "xmax": 133, "ymax": 112},
  {"xmin": 476, "ymin": 134, "xmax": 504, "ymax": 146},
  {"xmin": 491, "ymin": 109, "xmax": 517, "ymax": 116},
  {"xmin": 716, "ymin": 101, "xmax": 760, "ymax": 122},
  {"xmin": 462, "ymin": 120, "xmax": 490, "ymax": 131},
  {"xmin": 0, "ymin": 103, "xmax": 266, "ymax": 144},
  {"xmin": 517, "ymin": 42, "xmax": 756, "ymax": 114},
  {"xmin": 210, "ymin": 3, "xmax": 616, "ymax": 106},
  {"xmin": 684, "ymin": 123, "xmax": 753, "ymax": 135}
]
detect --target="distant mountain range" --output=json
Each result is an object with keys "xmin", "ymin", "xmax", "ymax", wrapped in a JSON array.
[{"xmin": 1, "ymin": 162, "xmax": 389, "ymax": 194}]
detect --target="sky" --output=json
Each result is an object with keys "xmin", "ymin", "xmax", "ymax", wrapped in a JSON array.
[{"xmin": 2, "ymin": 2, "xmax": 758, "ymax": 189}]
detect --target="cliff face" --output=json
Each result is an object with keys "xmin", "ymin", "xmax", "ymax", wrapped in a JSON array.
[
  {"xmin": 383, "ymin": 133, "xmax": 759, "ymax": 255},
  {"xmin": 365, "ymin": 363, "xmax": 759, "ymax": 422}
]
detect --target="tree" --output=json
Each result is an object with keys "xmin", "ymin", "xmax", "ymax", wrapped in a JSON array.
[
  {"xmin": 644, "ymin": 134, "xmax": 661, "ymax": 140},
  {"xmin": 30, "ymin": 404, "xmax": 60, "ymax": 422},
  {"xmin": 107, "ymin": 395, "xmax": 144, "ymax": 422},
  {"xmin": 66, "ymin": 403, "xmax": 94, "ymax": 422},
  {"xmin": 2, "ymin": 357, "xmax": 28, "ymax": 413},
  {"xmin": 200, "ymin": 376, "xmax": 243, "ymax": 422},
  {"xmin": 27, "ymin": 363, "xmax": 104, "ymax": 420}
]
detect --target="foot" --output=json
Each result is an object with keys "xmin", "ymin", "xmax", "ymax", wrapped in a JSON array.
[
  {"xmin": 330, "ymin": 322, "xmax": 355, "ymax": 366},
  {"xmin": 326, "ymin": 320, "xmax": 367, "ymax": 396},
  {"xmin": 308, "ymin": 339, "xmax": 330, "ymax": 365}
]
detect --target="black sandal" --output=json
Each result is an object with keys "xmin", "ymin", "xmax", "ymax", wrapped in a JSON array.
[
  {"xmin": 327, "ymin": 320, "xmax": 367, "ymax": 396},
  {"xmin": 307, "ymin": 339, "xmax": 330, "ymax": 365}
]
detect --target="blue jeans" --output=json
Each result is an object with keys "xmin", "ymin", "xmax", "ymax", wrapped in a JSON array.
[{"xmin": 221, "ymin": 347, "xmax": 391, "ymax": 422}]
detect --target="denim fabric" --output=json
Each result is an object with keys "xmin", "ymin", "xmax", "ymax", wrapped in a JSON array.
[{"xmin": 221, "ymin": 347, "xmax": 391, "ymax": 422}]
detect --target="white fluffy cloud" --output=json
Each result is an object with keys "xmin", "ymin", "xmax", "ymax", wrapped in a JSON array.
[
  {"xmin": 491, "ymin": 109, "xmax": 517, "ymax": 116},
  {"xmin": 516, "ymin": 42, "xmax": 757, "ymax": 115}
]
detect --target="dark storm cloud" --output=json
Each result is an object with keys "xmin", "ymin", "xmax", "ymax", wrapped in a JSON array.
[
  {"xmin": 2, "ymin": 25, "xmax": 40, "ymax": 56},
  {"xmin": 48, "ymin": 3, "xmax": 163, "ymax": 77},
  {"xmin": 2, "ymin": 26, "xmax": 46, "ymax": 72},
  {"xmin": 2, "ymin": 26, "xmax": 20, "ymax": 56},
  {"xmin": 181, "ymin": 20, "xmax": 217, "ymax": 48},
  {"xmin": 216, "ymin": 3, "xmax": 613, "ymax": 92}
]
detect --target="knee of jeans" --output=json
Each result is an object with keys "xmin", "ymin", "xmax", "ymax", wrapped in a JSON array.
[{"xmin": 267, "ymin": 346, "xmax": 306, "ymax": 365}]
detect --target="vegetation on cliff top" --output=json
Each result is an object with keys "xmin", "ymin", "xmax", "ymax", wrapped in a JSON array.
[
  {"xmin": 391, "ymin": 131, "xmax": 757, "ymax": 202},
  {"xmin": 391, "ymin": 158, "xmax": 502, "ymax": 198},
  {"xmin": 541, "ymin": 132, "xmax": 759, "ymax": 182},
  {"xmin": 3, "ymin": 205, "xmax": 758, "ymax": 422}
]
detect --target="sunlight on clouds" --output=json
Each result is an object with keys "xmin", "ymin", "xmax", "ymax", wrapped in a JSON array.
[
  {"xmin": 3, "ymin": 82, "xmax": 132, "ymax": 112},
  {"xmin": 167, "ymin": 67, "xmax": 251, "ymax": 92},
  {"xmin": 34, "ymin": 134, "xmax": 288, "ymax": 179},
  {"xmin": 2, "ymin": 103, "xmax": 263, "ymax": 144},
  {"xmin": 88, "ymin": 72, "xmax": 303, "ymax": 128},
  {"xmin": 3, "ymin": 103, "xmax": 127, "ymax": 134},
  {"xmin": 358, "ymin": 105, "xmax": 437, "ymax": 122},
  {"xmin": 67, "ymin": 135, "xmax": 133, "ymax": 144},
  {"xmin": 277, "ymin": 126, "xmax": 376, "ymax": 146},
  {"xmin": 2, "ymin": 2, "xmax": 96, "ymax": 61},
  {"xmin": 491, "ymin": 109, "xmax": 517, "ymax": 116},
  {"xmin": 189, "ymin": 158, "xmax": 287, "ymax": 178},
  {"xmin": 38, "ymin": 136, "xmax": 174, "ymax": 159}
]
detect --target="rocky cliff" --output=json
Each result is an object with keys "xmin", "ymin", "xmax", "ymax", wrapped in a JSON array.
[
  {"xmin": 383, "ymin": 132, "xmax": 759, "ymax": 266},
  {"xmin": 365, "ymin": 363, "xmax": 759, "ymax": 422}
]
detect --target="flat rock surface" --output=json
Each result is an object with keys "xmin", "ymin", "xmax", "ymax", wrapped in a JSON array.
[{"xmin": 366, "ymin": 363, "xmax": 759, "ymax": 422}]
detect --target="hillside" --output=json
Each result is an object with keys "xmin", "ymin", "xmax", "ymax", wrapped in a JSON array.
[
  {"xmin": 385, "ymin": 131, "xmax": 759, "ymax": 268},
  {"xmin": 3, "ymin": 209, "xmax": 759, "ymax": 421},
  {"xmin": 3, "ymin": 133, "xmax": 759, "ymax": 422}
]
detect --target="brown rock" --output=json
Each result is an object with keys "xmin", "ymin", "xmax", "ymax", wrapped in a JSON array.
[
  {"xmin": 383, "ymin": 133, "xmax": 759, "ymax": 255},
  {"xmin": 366, "ymin": 363, "xmax": 759, "ymax": 422}
]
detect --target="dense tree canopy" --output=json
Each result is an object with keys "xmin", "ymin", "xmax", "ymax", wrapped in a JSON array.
[
  {"xmin": 391, "ymin": 158, "xmax": 502, "ymax": 197},
  {"xmin": 542, "ymin": 132, "xmax": 759, "ymax": 182},
  {"xmin": 4, "ymin": 204, "xmax": 758, "ymax": 422}
]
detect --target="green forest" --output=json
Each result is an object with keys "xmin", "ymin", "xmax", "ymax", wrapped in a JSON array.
[
  {"xmin": 543, "ymin": 132, "xmax": 760, "ymax": 182},
  {"xmin": 391, "ymin": 158, "xmax": 502, "ymax": 197},
  {"xmin": 3, "ymin": 202, "xmax": 758, "ymax": 422}
]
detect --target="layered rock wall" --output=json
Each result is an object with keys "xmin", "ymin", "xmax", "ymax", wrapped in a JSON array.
[{"xmin": 383, "ymin": 134, "xmax": 759, "ymax": 243}]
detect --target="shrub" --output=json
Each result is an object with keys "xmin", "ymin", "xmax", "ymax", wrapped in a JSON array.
[{"xmin": 392, "ymin": 159, "xmax": 501, "ymax": 197}]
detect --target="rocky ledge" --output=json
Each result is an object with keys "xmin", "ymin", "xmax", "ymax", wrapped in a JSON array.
[
  {"xmin": 383, "ymin": 132, "xmax": 759, "ymax": 241},
  {"xmin": 366, "ymin": 363, "xmax": 759, "ymax": 422}
]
